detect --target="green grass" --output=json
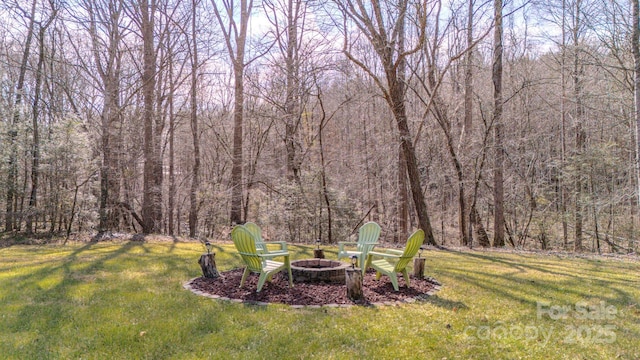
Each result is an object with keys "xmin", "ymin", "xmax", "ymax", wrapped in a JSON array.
[{"xmin": 1, "ymin": 240, "xmax": 638, "ymax": 359}]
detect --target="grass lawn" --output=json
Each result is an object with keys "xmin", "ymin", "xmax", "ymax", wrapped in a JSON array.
[{"xmin": 1, "ymin": 239, "xmax": 638, "ymax": 359}]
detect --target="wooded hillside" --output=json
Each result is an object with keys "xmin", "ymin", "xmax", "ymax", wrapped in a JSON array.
[{"xmin": 1, "ymin": 0, "xmax": 638, "ymax": 253}]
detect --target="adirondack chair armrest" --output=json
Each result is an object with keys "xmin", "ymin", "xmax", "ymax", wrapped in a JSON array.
[
  {"xmin": 385, "ymin": 249, "xmax": 404, "ymax": 255},
  {"xmin": 258, "ymin": 252, "xmax": 290, "ymax": 260},
  {"xmin": 366, "ymin": 251, "xmax": 401, "ymax": 259},
  {"xmin": 264, "ymin": 241, "xmax": 288, "ymax": 251}
]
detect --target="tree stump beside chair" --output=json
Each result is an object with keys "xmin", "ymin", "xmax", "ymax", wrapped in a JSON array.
[{"xmin": 198, "ymin": 252, "xmax": 220, "ymax": 279}]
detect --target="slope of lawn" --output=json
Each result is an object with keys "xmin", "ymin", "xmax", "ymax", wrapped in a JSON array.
[{"xmin": 1, "ymin": 239, "xmax": 638, "ymax": 359}]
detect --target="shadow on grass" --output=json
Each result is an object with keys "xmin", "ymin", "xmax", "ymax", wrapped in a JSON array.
[
  {"xmin": 1, "ymin": 241, "xmax": 163, "ymax": 356},
  {"xmin": 420, "ymin": 294, "xmax": 468, "ymax": 310},
  {"xmin": 5, "ymin": 239, "xmax": 215, "ymax": 324},
  {"xmin": 434, "ymin": 249, "xmax": 640, "ymax": 314}
]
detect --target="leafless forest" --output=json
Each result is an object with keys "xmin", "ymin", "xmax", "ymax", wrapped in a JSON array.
[{"xmin": 1, "ymin": 0, "xmax": 639, "ymax": 253}]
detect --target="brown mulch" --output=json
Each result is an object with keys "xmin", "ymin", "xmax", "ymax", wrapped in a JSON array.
[{"xmin": 188, "ymin": 268, "xmax": 441, "ymax": 306}]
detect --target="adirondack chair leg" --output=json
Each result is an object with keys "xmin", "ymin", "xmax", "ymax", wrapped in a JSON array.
[
  {"xmin": 357, "ymin": 254, "xmax": 369, "ymax": 274},
  {"xmin": 389, "ymin": 274, "xmax": 400, "ymax": 291},
  {"xmin": 257, "ymin": 273, "xmax": 269, "ymax": 292},
  {"xmin": 286, "ymin": 258, "xmax": 293, "ymax": 288},
  {"xmin": 364, "ymin": 256, "xmax": 373, "ymax": 273},
  {"xmin": 239, "ymin": 268, "xmax": 251, "ymax": 288},
  {"xmin": 402, "ymin": 269, "xmax": 410, "ymax": 288},
  {"xmin": 375, "ymin": 271, "xmax": 382, "ymax": 280}
]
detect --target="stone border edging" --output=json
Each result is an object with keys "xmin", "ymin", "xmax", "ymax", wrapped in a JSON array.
[{"xmin": 183, "ymin": 277, "xmax": 441, "ymax": 308}]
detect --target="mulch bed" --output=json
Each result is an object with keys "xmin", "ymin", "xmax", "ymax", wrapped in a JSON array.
[{"xmin": 188, "ymin": 268, "xmax": 441, "ymax": 306}]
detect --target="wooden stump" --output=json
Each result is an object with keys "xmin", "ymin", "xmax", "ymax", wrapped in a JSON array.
[
  {"xmin": 345, "ymin": 267, "xmax": 363, "ymax": 302},
  {"xmin": 413, "ymin": 257, "xmax": 426, "ymax": 280},
  {"xmin": 198, "ymin": 253, "xmax": 220, "ymax": 279},
  {"xmin": 313, "ymin": 249, "xmax": 325, "ymax": 259}
]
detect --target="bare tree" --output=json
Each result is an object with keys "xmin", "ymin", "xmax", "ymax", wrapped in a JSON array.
[
  {"xmin": 633, "ymin": 0, "xmax": 640, "ymax": 221},
  {"xmin": 139, "ymin": 0, "xmax": 163, "ymax": 233},
  {"xmin": 404, "ymin": 0, "xmax": 492, "ymax": 247},
  {"xmin": 26, "ymin": 22, "xmax": 51, "ymax": 233},
  {"xmin": 211, "ymin": 0, "xmax": 254, "ymax": 225},
  {"xmin": 167, "ymin": 26, "xmax": 177, "ymax": 236},
  {"xmin": 560, "ymin": 0, "xmax": 569, "ymax": 249},
  {"xmin": 397, "ymin": 3, "xmax": 409, "ymax": 242},
  {"xmin": 336, "ymin": 0, "xmax": 437, "ymax": 245},
  {"xmin": 463, "ymin": 0, "xmax": 475, "ymax": 246},
  {"xmin": 492, "ymin": 0, "xmax": 505, "ymax": 247},
  {"xmin": 571, "ymin": 0, "xmax": 586, "ymax": 251},
  {"xmin": 69, "ymin": 0, "xmax": 129, "ymax": 234},
  {"xmin": 264, "ymin": 0, "xmax": 306, "ymax": 183},
  {"xmin": 189, "ymin": 0, "xmax": 201, "ymax": 237}
]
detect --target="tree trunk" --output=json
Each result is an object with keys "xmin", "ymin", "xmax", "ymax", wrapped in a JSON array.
[
  {"xmin": 141, "ymin": 0, "xmax": 161, "ymax": 234},
  {"xmin": 492, "ymin": 0, "xmax": 505, "ymax": 247},
  {"xmin": 319, "ymin": 111, "xmax": 333, "ymax": 243},
  {"xmin": 189, "ymin": 0, "xmax": 200, "ymax": 238},
  {"xmin": 397, "ymin": 149, "xmax": 409, "ymax": 242},
  {"xmin": 27, "ymin": 26, "xmax": 46, "ymax": 234},
  {"xmin": 212, "ymin": 0, "xmax": 252, "ymax": 225},
  {"xmin": 153, "ymin": 43, "xmax": 165, "ymax": 233},
  {"xmin": 283, "ymin": 0, "xmax": 301, "ymax": 184},
  {"xmin": 85, "ymin": 0, "xmax": 124, "ymax": 234},
  {"xmin": 168, "ymin": 35, "xmax": 176, "ymax": 236},
  {"xmin": 393, "ymin": 89, "xmax": 437, "ymax": 246},
  {"xmin": 462, "ymin": 0, "xmax": 475, "ymax": 247},
  {"xmin": 464, "ymin": 0, "xmax": 474, "ymax": 136},
  {"xmin": 561, "ymin": 0, "xmax": 569, "ymax": 249},
  {"xmin": 573, "ymin": 0, "xmax": 585, "ymax": 252},
  {"xmin": 230, "ymin": 65, "xmax": 244, "ymax": 224},
  {"xmin": 396, "ymin": 7, "xmax": 409, "ymax": 243},
  {"xmin": 632, "ymin": 0, "xmax": 640, "ymax": 234}
]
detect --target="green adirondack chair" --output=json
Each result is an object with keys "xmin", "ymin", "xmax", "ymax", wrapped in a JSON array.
[
  {"xmin": 364, "ymin": 229, "xmax": 425, "ymax": 291},
  {"xmin": 231, "ymin": 225, "xmax": 293, "ymax": 292},
  {"xmin": 337, "ymin": 221, "xmax": 381, "ymax": 271},
  {"xmin": 244, "ymin": 222, "xmax": 288, "ymax": 255}
]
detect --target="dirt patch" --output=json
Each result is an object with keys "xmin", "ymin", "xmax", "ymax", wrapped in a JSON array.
[{"xmin": 188, "ymin": 268, "xmax": 441, "ymax": 306}]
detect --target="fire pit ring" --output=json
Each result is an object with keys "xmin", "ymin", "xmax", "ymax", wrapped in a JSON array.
[{"xmin": 290, "ymin": 259, "xmax": 350, "ymax": 284}]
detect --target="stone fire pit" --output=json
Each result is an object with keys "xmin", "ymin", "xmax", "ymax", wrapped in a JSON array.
[{"xmin": 290, "ymin": 259, "xmax": 350, "ymax": 284}]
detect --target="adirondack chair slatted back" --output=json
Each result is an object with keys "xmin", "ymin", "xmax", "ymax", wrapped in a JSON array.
[
  {"xmin": 231, "ymin": 225, "xmax": 263, "ymax": 273},
  {"xmin": 244, "ymin": 222, "xmax": 266, "ymax": 253},
  {"xmin": 356, "ymin": 221, "xmax": 381, "ymax": 253},
  {"xmin": 394, "ymin": 229, "xmax": 425, "ymax": 271}
]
